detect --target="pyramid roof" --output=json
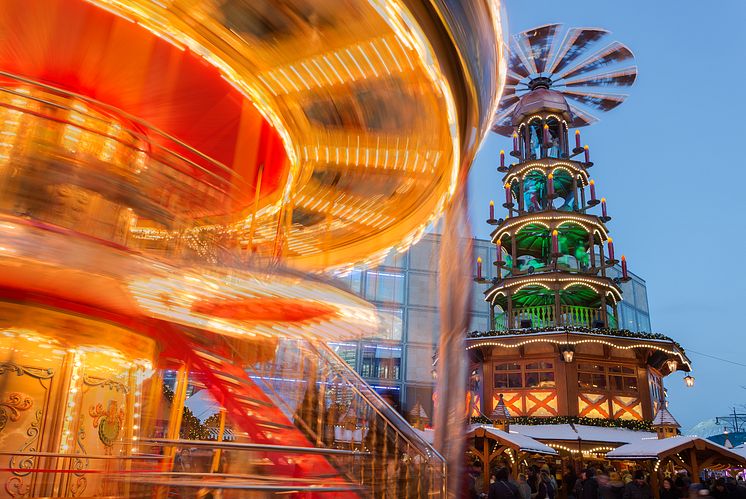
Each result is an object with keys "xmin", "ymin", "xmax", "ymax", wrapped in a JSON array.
[
  {"xmin": 409, "ymin": 396, "xmax": 429, "ymax": 419},
  {"xmin": 652, "ymin": 406, "xmax": 681, "ymax": 428},
  {"xmin": 490, "ymin": 394, "xmax": 513, "ymax": 421}
]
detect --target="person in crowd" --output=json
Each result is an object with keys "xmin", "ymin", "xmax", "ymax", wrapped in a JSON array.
[
  {"xmin": 518, "ymin": 474, "xmax": 532, "ymax": 499},
  {"xmin": 580, "ymin": 468, "xmax": 600, "ymax": 499},
  {"xmin": 564, "ymin": 466, "xmax": 579, "ymax": 499},
  {"xmin": 527, "ymin": 467, "xmax": 539, "ymax": 495},
  {"xmin": 623, "ymin": 470, "xmax": 652, "ymax": 499},
  {"xmin": 537, "ymin": 472, "xmax": 556, "ymax": 499},
  {"xmin": 620, "ymin": 470, "xmax": 633, "ymax": 485},
  {"xmin": 489, "ymin": 467, "xmax": 522, "ymax": 499},
  {"xmin": 710, "ymin": 478, "xmax": 730, "ymax": 499},
  {"xmin": 605, "ymin": 472, "xmax": 626, "ymax": 499},
  {"xmin": 661, "ymin": 478, "xmax": 682, "ymax": 499},
  {"xmin": 541, "ymin": 465, "xmax": 558, "ymax": 492}
]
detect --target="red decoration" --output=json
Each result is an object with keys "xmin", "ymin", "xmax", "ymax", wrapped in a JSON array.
[
  {"xmin": 589, "ymin": 179, "xmax": 597, "ymax": 201},
  {"xmin": 543, "ymin": 124, "xmax": 550, "ymax": 144},
  {"xmin": 496, "ymin": 239, "xmax": 502, "ymax": 264},
  {"xmin": 575, "ymin": 130, "xmax": 581, "ymax": 149},
  {"xmin": 607, "ymin": 237, "xmax": 615, "ymax": 261},
  {"xmin": 601, "ymin": 198, "xmax": 608, "ymax": 218},
  {"xmin": 500, "ymin": 150, "xmax": 505, "ymax": 168},
  {"xmin": 584, "ymin": 145, "xmax": 590, "ymax": 163},
  {"xmin": 621, "ymin": 255, "xmax": 628, "ymax": 279},
  {"xmin": 512, "ymin": 132, "xmax": 518, "ymax": 151},
  {"xmin": 547, "ymin": 173, "xmax": 554, "ymax": 197},
  {"xmin": 477, "ymin": 257, "xmax": 482, "ymax": 279},
  {"xmin": 489, "ymin": 200, "xmax": 494, "ymax": 219},
  {"xmin": 505, "ymin": 183, "xmax": 512, "ymax": 205}
]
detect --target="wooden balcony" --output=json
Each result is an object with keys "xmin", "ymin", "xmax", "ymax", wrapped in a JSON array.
[{"xmin": 492, "ymin": 305, "xmax": 618, "ymax": 331}]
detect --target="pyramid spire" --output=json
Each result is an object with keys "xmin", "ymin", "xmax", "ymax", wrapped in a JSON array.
[
  {"xmin": 652, "ymin": 404, "xmax": 680, "ymax": 439},
  {"xmin": 408, "ymin": 396, "xmax": 430, "ymax": 430},
  {"xmin": 490, "ymin": 394, "xmax": 513, "ymax": 431}
]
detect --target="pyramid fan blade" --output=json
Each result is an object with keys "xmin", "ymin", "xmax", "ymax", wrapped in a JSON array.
[
  {"xmin": 508, "ymin": 41, "xmax": 532, "ymax": 78},
  {"xmin": 505, "ymin": 71, "xmax": 521, "ymax": 87},
  {"xmin": 507, "ymin": 69, "xmax": 528, "ymax": 84},
  {"xmin": 564, "ymin": 66, "xmax": 638, "ymax": 88},
  {"xmin": 491, "ymin": 101, "xmax": 518, "ymax": 136},
  {"xmin": 564, "ymin": 90, "xmax": 628, "ymax": 112},
  {"xmin": 560, "ymin": 42, "xmax": 634, "ymax": 80},
  {"xmin": 515, "ymin": 23, "xmax": 563, "ymax": 74},
  {"xmin": 498, "ymin": 94, "xmax": 520, "ymax": 111},
  {"xmin": 548, "ymin": 28, "xmax": 610, "ymax": 75},
  {"xmin": 568, "ymin": 104, "xmax": 601, "ymax": 127}
]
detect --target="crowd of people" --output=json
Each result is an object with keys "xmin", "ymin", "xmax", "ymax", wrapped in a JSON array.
[{"xmin": 464, "ymin": 461, "xmax": 746, "ymax": 499}]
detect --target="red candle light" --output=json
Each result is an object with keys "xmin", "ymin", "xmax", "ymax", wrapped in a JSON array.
[
  {"xmin": 589, "ymin": 179, "xmax": 597, "ymax": 201},
  {"xmin": 496, "ymin": 238, "xmax": 502, "ymax": 263},
  {"xmin": 621, "ymin": 255, "xmax": 628, "ymax": 279},
  {"xmin": 543, "ymin": 124, "xmax": 550, "ymax": 144},
  {"xmin": 575, "ymin": 129, "xmax": 581, "ymax": 149},
  {"xmin": 547, "ymin": 173, "xmax": 554, "ymax": 197},
  {"xmin": 504, "ymin": 183, "xmax": 512, "ymax": 205},
  {"xmin": 601, "ymin": 197, "xmax": 608, "ymax": 218},
  {"xmin": 489, "ymin": 200, "xmax": 494, "ymax": 219},
  {"xmin": 584, "ymin": 145, "xmax": 590, "ymax": 163},
  {"xmin": 512, "ymin": 132, "xmax": 518, "ymax": 152},
  {"xmin": 500, "ymin": 150, "xmax": 505, "ymax": 168},
  {"xmin": 477, "ymin": 257, "xmax": 482, "ymax": 279},
  {"xmin": 552, "ymin": 229, "xmax": 559, "ymax": 255},
  {"xmin": 607, "ymin": 237, "xmax": 615, "ymax": 261}
]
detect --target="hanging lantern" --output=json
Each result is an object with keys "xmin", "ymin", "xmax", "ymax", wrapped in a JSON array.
[
  {"xmin": 666, "ymin": 358, "xmax": 678, "ymax": 372},
  {"xmin": 562, "ymin": 347, "xmax": 574, "ymax": 363},
  {"xmin": 684, "ymin": 374, "xmax": 695, "ymax": 387}
]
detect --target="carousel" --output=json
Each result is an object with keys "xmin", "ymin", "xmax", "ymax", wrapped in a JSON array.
[{"xmin": 0, "ymin": 0, "xmax": 506, "ymax": 497}]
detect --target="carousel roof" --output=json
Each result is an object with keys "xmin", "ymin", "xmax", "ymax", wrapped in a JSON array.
[{"xmin": 606, "ymin": 436, "xmax": 745, "ymax": 464}]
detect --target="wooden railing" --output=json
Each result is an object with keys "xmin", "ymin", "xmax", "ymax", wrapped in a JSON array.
[{"xmin": 492, "ymin": 305, "xmax": 615, "ymax": 331}]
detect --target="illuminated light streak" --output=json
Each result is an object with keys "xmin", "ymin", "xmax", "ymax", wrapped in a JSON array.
[
  {"xmin": 371, "ymin": 42, "xmax": 391, "ymax": 75},
  {"xmin": 356, "ymin": 136, "xmax": 360, "ymax": 165},
  {"xmin": 375, "ymin": 137, "xmax": 380, "ymax": 165},
  {"xmin": 313, "ymin": 59, "xmax": 335, "ymax": 86},
  {"xmin": 346, "ymin": 48, "xmax": 367, "ymax": 79},
  {"xmin": 335, "ymin": 53, "xmax": 356, "ymax": 82},
  {"xmin": 278, "ymin": 68, "xmax": 300, "ymax": 92},
  {"xmin": 395, "ymin": 36, "xmax": 415, "ymax": 70},
  {"xmin": 358, "ymin": 46, "xmax": 378, "ymax": 77},
  {"xmin": 268, "ymin": 72, "xmax": 289, "ymax": 94},
  {"xmin": 256, "ymin": 74, "xmax": 277, "ymax": 96},
  {"xmin": 301, "ymin": 62, "xmax": 322, "ymax": 88},
  {"xmin": 84, "ymin": 0, "xmax": 134, "ymax": 22},
  {"xmin": 289, "ymin": 66, "xmax": 310, "ymax": 90},
  {"xmin": 382, "ymin": 38, "xmax": 403, "ymax": 72}
]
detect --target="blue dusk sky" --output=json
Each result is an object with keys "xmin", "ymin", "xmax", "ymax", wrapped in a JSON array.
[{"xmin": 468, "ymin": 0, "xmax": 746, "ymax": 430}]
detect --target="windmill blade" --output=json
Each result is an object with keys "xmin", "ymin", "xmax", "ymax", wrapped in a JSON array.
[
  {"xmin": 507, "ymin": 40, "xmax": 533, "ymax": 78},
  {"xmin": 559, "ymin": 42, "xmax": 635, "ymax": 80},
  {"xmin": 514, "ymin": 23, "xmax": 563, "ymax": 74},
  {"xmin": 506, "ymin": 69, "xmax": 527, "ymax": 84},
  {"xmin": 548, "ymin": 28, "xmax": 610, "ymax": 75},
  {"xmin": 491, "ymin": 101, "xmax": 519, "ymax": 136},
  {"xmin": 564, "ymin": 89, "xmax": 629, "ymax": 112},
  {"xmin": 568, "ymin": 104, "xmax": 601, "ymax": 128},
  {"xmin": 564, "ymin": 66, "xmax": 638, "ymax": 88}
]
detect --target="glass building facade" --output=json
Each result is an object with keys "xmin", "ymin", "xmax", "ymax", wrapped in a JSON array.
[{"xmin": 332, "ymin": 234, "xmax": 652, "ymax": 420}]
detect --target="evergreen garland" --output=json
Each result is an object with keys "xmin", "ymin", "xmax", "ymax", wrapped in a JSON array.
[
  {"xmin": 470, "ymin": 414, "xmax": 654, "ymax": 432},
  {"xmin": 467, "ymin": 326, "xmax": 685, "ymax": 354}
]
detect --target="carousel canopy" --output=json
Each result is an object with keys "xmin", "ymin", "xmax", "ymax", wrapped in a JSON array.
[{"xmin": 606, "ymin": 436, "xmax": 745, "ymax": 465}]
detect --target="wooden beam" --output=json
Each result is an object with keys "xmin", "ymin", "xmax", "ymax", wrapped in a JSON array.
[
  {"xmin": 690, "ymin": 448, "xmax": 700, "ymax": 483},
  {"xmin": 668, "ymin": 454, "xmax": 692, "ymax": 474},
  {"xmin": 489, "ymin": 446, "xmax": 507, "ymax": 462},
  {"xmin": 650, "ymin": 460, "xmax": 660, "ymax": 499},
  {"xmin": 470, "ymin": 445, "xmax": 485, "ymax": 462},
  {"xmin": 697, "ymin": 455, "xmax": 719, "ymax": 473}
]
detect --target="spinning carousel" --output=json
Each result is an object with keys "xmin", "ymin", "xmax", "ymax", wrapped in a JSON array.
[{"xmin": 0, "ymin": 0, "xmax": 506, "ymax": 497}]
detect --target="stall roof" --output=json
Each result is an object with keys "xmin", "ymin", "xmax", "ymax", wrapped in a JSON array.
[
  {"xmin": 510, "ymin": 424, "xmax": 653, "ymax": 445},
  {"xmin": 606, "ymin": 436, "xmax": 745, "ymax": 463},
  {"xmin": 467, "ymin": 425, "xmax": 558, "ymax": 456}
]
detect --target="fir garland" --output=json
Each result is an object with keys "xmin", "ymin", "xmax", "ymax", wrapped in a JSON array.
[
  {"xmin": 163, "ymin": 385, "xmax": 212, "ymax": 440},
  {"xmin": 470, "ymin": 414, "xmax": 654, "ymax": 432},
  {"xmin": 467, "ymin": 326, "xmax": 685, "ymax": 354}
]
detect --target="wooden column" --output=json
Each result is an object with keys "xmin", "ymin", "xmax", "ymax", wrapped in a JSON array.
[
  {"xmin": 600, "ymin": 293, "xmax": 608, "ymax": 326},
  {"xmin": 519, "ymin": 177, "xmax": 525, "ymax": 213},
  {"xmin": 507, "ymin": 294, "xmax": 514, "ymax": 330},
  {"xmin": 484, "ymin": 436, "xmax": 490, "ymax": 481},
  {"xmin": 511, "ymin": 234, "xmax": 518, "ymax": 272},
  {"xmin": 554, "ymin": 288, "xmax": 562, "ymax": 327},
  {"xmin": 572, "ymin": 176, "xmax": 578, "ymax": 211},
  {"xmin": 589, "ymin": 233, "xmax": 596, "ymax": 268},
  {"xmin": 690, "ymin": 448, "xmax": 700, "ymax": 483},
  {"xmin": 599, "ymin": 242, "xmax": 606, "ymax": 277},
  {"xmin": 649, "ymin": 460, "xmax": 660, "ymax": 499}
]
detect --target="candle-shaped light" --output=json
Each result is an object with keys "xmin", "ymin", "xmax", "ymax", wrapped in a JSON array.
[
  {"xmin": 504, "ymin": 183, "xmax": 511, "ymax": 205},
  {"xmin": 500, "ymin": 150, "xmax": 505, "ymax": 168},
  {"xmin": 547, "ymin": 173, "xmax": 554, "ymax": 197},
  {"xmin": 477, "ymin": 257, "xmax": 482, "ymax": 279},
  {"xmin": 607, "ymin": 237, "xmax": 615, "ymax": 261},
  {"xmin": 512, "ymin": 132, "xmax": 518, "ymax": 151},
  {"xmin": 496, "ymin": 238, "xmax": 502, "ymax": 263},
  {"xmin": 584, "ymin": 145, "xmax": 590, "ymax": 163},
  {"xmin": 621, "ymin": 255, "xmax": 628, "ymax": 279},
  {"xmin": 601, "ymin": 197, "xmax": 608, "ymax": 218},
  {"xmin": 489, "ymin": 200, "xmax": 494, "ymax": 220},
  {"xmin": 575, "ymin": 129, "xmax": 581, "ymax": 149},
  {"xmin": 589, "ymin": 179, "xmax": 597, "ymax": 201},
  {"xmin": 543, "ymin": 124, "xmax": 550, "ymax": 144},
  {"xmin": 552, "ymin": 229, "xmax": 559, "ymax": 255}
]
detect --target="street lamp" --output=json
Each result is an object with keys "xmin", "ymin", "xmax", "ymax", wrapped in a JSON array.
[
  {"xmin": 684, "ymin": 374, "xmax": 694, "ymax": 387},
  {"xmin": 666, "ymin": 358, "xmax": 678, "ymax": 372}
]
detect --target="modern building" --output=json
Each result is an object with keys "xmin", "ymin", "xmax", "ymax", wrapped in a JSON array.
[{"xmin": 331, "ymin": 231, "xmax": 654, "ymax": 420}]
